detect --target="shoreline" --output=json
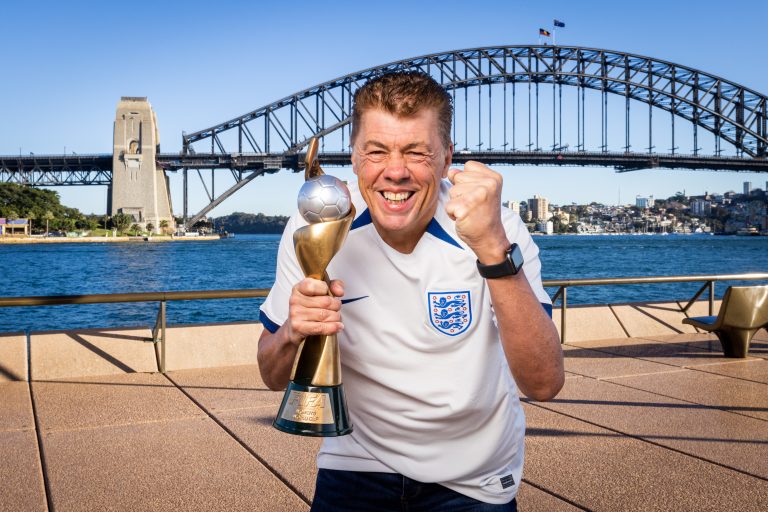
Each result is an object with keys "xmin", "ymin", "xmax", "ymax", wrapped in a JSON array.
[{"xmin": 0, "ymin": 235, "xmax": 222, "ymax": 244}]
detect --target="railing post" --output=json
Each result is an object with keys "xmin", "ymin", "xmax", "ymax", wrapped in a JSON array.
[
  {"xmin": 561, "ymin": 286, "xmax": 567, "ymax": 344},
  {"xmin": 160, "ymin": 301, "xmax": 167, "ymax": 374},
  {"xmin": 708, "ymin": 281, "xmax": 715, "ymax": 316}
]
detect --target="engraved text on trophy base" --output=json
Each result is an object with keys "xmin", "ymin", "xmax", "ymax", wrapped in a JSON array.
[{"xmin": 280, "ymin": 390, "xmax": 335, "ymax": 424}]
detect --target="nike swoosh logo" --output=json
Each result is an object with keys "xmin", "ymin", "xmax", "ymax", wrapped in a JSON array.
[{"xmin": 341, "ymin": 296, "xmax": 369, "ymax": 305}]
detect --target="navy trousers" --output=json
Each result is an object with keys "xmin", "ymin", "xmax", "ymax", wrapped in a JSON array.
[{"xmin": 310, "ymin": 469, "xmax": 518, "ymax": 512}]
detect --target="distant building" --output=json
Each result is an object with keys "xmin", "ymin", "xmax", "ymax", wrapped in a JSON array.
[
  {"xmin": 0, "ymin": 218, "xmax": 29, "ymax": 236},
  {"xmin": 536, "ymin": 221, "xmax": 554, "ymax": 234},
  {"xmin": 502, "ymin": 200, "xmax": 521, "ymax": 216},
  {"xmin": 691, "ymin": 198, "xmax": 712, "ymax": 217},
  {"xmin": 635, "ymin": 195, "xmax": 653, "ymax": 209},
  {"xmin": 528, "ymin": 195, "xmax": 549, "ymax": 221},
  {"xmin": 744, "ymin": 181, "xmax": 752, "ymax": 195}
]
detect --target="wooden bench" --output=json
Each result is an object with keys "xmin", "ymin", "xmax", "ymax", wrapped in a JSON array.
[{"xmin": 683, "ymin": 285, "xmax": 768, "ymax": 357}]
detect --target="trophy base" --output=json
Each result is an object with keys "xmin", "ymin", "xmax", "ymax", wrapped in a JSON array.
[{"xmin": 273, "ymin": 381, "xmax": 353, "ymax": 437}]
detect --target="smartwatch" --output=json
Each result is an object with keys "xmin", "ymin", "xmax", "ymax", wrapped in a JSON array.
[{"xmin": 476, "ymin": 243, "xmax": 524, "ymax": 279}]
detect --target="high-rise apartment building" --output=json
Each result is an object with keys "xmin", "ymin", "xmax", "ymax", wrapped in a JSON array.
[
  {"xmin": 744, "ymin": 181, "xmax": 752, "ymax": 195},
  {"xmin": 528, "ymin": 195, "xmax": 549, "ymax": 221}
]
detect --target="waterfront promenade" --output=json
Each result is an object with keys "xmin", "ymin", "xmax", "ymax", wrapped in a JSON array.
[
  {"xmin": 2, "ymin": 303, "xmax": 767, "ymax": 511},
  {"xmin": 0, "ymin": 235, "xmax": 222, "ymax": 244}
]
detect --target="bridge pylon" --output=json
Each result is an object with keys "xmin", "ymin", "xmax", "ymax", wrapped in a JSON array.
[{"xmin": 111, "ymin": 97, "xmax": 174, "ymax": 233}]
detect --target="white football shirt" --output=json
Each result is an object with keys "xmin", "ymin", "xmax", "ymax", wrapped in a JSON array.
[{"xmin": 260, "ymin": 179, "xmax": 552, "ymax": 504}]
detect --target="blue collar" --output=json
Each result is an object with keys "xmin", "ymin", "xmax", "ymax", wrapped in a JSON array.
[{"xmin": 351, "ymin": 209, "xmax": 462, "ymax": 250}]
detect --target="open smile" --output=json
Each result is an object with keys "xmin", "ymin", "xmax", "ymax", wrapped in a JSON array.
[{"xmin": 380, "ymin": 190, "xmax": 415, "ymax": 206}]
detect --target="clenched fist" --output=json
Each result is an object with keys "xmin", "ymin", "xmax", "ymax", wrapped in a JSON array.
[{"xmin": 445, "ymin": 161, "xmax": 510, "ymax": 265}]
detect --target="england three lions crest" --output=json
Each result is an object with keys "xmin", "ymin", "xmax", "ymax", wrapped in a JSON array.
[{"xmin": 428, "ymin": 291, "xmax": 472, "ymax": 336}]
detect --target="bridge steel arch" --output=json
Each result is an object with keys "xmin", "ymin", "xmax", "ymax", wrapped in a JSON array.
[
  {"xmin": 184, "ymin": 45, "xmax": 767, "ymax": 158},
  {"xmin": 180, "ymin": 45, "xmax": 768, "ymax": 226}
]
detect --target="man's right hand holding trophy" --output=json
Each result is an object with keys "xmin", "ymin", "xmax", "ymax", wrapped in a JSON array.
[{"xmin": 272, "ymin": 137, "xmax": 355, "ymax": 437}]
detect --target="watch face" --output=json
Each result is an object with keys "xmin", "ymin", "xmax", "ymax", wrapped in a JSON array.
[{"xmin": 510, "ymin": 244, "xmax": 524, "ymax": 271}]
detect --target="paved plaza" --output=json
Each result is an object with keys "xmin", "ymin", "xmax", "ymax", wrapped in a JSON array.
[{"xmin": 2, "ymin": 330, "xmax": 767, "ymax": 511}]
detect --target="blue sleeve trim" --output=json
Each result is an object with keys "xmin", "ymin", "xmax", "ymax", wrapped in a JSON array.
[
  {"xmin": 541, "ymin": 303, "xmax": 553, "ymax": 318},
  {"xmin": 259, "ymin": 310, "xmax": 281, "ymax": 333}
]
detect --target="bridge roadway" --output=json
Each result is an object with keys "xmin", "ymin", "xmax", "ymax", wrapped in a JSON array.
[
  {"xmin": 2, "ymin": 150, "xmax": 767, "ymax": 187},
  {"xmin": 1, "ymin": 301, "xmax": 767, "ymax": 511}
]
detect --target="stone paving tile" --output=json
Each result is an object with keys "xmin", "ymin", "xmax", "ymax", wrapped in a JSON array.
[
  {"xmin": 535, "ymin": 377, "xmax": 768, "ymax": 479},
  {"xmin": 645, "ymin": 332, "xmax": 719, "ymax": 343},
  {"xmin": 692, "ymin": 358, "xmax": 768, "ymax": 384},
  {"xmin": 566, "ymin": 335, "xmax": 688, "ymax": 350},
  {"xmin": 32, "ymin": 372, "xmax": 205, "ymax": 432},
  {"xmin": 516, "ymin": 482, "xmax": 583, "ymax": 512},
  {"xmin": 0, "ymin": 382, "xmax": 34, "ymax": 432},
  {"xmin": 167, "ymin": 364, "xmax": 280, "ymax": 412},
  {"xmin": 0, "ymin": 430, "xmax": 46, "ymax": 512},
  {"xmin": 563, "ymin": 344, "xmax": 681, "ymax": 379},
  {"xmin": 41, "ymin": 416, "xmax": 308, "ymax": 512},
  {"xmin": 647, "ymin": 332, "xmax": 768, "ymax": 360},
  {"xmin": 0, "ymin": 332, "xmax": 27, "ymax": 382},
  {"xmin": 215, "ymin": 405, "xmax": 322, "ymax": 503},
  {"xmin": 523, "ymin": 402, "xmax": 768, "ymax": 512},
  {"xmin": 568, "ymin": 335, "xmax": 738, "ymax": 368},
  {"xmin": 606, "ymin": 367, "xmax": 768, "ymax": 421}
]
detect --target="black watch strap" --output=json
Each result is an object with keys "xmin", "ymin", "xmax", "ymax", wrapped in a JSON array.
[{"xmin": 476, "ymin": 243, "xmax": 524, "ymax": 279}]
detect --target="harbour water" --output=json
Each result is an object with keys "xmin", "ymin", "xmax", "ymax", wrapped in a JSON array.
[{"xmin": 1, "ymin": 233, "xmax": 767, "ymax": 333}]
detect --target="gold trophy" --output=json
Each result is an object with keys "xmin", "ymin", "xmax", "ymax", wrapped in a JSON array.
[{"xmin": 273, "ymin": 137, "xmax": 355, "ymax": 437}]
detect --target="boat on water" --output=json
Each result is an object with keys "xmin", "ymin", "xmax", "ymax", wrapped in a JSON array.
[{"xmin": 736, "ymin": 227, "xmax": 759, "ymax": 236}]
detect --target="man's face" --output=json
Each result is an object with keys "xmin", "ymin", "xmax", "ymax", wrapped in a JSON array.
[{"xmin": 351, "ymin": 108, "xmax": 452, "ymax": 252}]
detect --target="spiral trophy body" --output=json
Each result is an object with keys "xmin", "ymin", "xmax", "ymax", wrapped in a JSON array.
[{"xmin": 273, "ymin": 138, "xmax": 355, "ymax": 437}]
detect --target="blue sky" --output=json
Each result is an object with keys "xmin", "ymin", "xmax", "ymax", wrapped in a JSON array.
[{"xmin": 2, "ymin": 0, "xmax": 766, "ymax": 216}]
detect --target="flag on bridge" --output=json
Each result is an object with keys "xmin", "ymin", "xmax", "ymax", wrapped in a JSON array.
[
  {"xmin": 554, "ymin": 19, "xmax": 565, "ymax": 28},
  {"xmin": 539, "ymin": 28, "xmax": 551, "ymax": 37}
]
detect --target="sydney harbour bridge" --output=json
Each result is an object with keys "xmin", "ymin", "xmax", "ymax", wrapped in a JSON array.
[{"xmin": 1, "ymin": 45, "xmax": 767, "ymax": 228}]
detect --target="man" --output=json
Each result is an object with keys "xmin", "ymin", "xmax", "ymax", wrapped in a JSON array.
[{"xmin": 258, "ymin": 71, "xmax": 564, "ymax": 511}]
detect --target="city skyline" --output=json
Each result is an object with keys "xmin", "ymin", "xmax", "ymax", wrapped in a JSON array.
[
  {"xmin": 2, "ymin": 0, "xmax": 767, "ymax": 217},
  {"xmin": 502, "ymin": 180, "xmax": 768, "ymax": 213}
]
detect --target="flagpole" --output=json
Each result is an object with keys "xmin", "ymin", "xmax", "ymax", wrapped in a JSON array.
[{"xmin": 553, "ymin": 26, "xmax": 556, "ymax": 46}]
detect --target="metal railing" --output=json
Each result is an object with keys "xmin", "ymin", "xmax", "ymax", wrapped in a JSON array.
[
  {"xmin": 0, "ymin": 289, "xmax": 269, "ymax": 373},
  {"xmin": 542, "ymin": 273, "xmax": 768, "ymax": 343},
  {"xmin": 2, "ymin": 273, "xmax": 768, "ymax": 371}
]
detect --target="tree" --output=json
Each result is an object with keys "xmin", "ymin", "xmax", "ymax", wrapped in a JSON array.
[
  {"xmin": 192, "ymin": 219, "xmax": 212, "ymax": 232},
  {"xmin": 145, "ymin": 222, "xmax": 154, "ymax": 234},
  {"xmin": 26, "ymin": 211, "xmax": 37, "ymax": 234},
  {"xmin": 111, "ymin": 213, "xmax": 132, "ymax": 234},
  {"xmin": 43, "ymin": 210, "xmax": 54, "ymax": 236},
  {"xmin": 130, "ymin": 223, "xmax": 140, "ymax": 235}
]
